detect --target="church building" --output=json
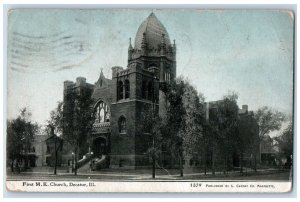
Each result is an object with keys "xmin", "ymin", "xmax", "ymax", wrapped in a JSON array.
[{"xmin": 63, "ymin": 13, "xmax": 177, "ymax": 169}]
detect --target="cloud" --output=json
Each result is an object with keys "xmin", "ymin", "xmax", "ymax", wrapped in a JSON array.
[
  {"xmin": 75, "ymin": 18, "xmax": 88, "ymax": 25},
  {"xmin": 53, "ymin": 64, "xmax": 79, "ymax": 72},
  {"xmin": 8, "ymin": 30, "xmax": 94, "ymax": 73}
]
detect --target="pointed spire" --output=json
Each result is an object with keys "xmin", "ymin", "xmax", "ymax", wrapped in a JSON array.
[
  {"xmin": 172, "ymin": 39, "xmax": 176, "ymax": 51},
  {"xmin": 128, "ymin": 38, "xmax": 133, "ymax": 60},
  {"xmin": 128, "ymin": 37, "xmax": 133, "ymax": 50},
  {"xmin": 172, "ymin": 39, "xmax": 176, "ymax": 58},
  {"xmin": 161, "ymin": 33, "xmax": 166, "ymax": 45},
  {"xmin": 149, "ymin": 10, "xmax": 155, "ymax": 17},
  {"xmin": 141, "ymin": 32, "xmax": 147, "ymax": 49},
  {"xmin": 160, "ymin": 33, "xmax": 166, "ymax": 56},
  {"xmin": 96, "ymin": 68, "xmax": 105, "ymax": 87},
  {"xmin": 99, "ymin": 68, "xmax": 105, "ymax": 79}
]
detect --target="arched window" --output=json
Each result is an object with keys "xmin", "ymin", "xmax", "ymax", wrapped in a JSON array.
[
  {"xmin": 142, "ymin": 80, "xmax": 147, "ymax": 99},
  {"xmin": 118, "ymin": 116, "xmax": 126, "ymax": 134},
  {"xmin": 118, "ymin": 81, "xmax": 124, "ymax": 100},
  {"xmin": 104, "ymin": 104, "xmax": 110, "ymax": 122},
  {"xmin": 148, "ymin": 63, "xmax": 158, "ymax": 69},
  {"xmin": 147, "ymin": 81, "xmax": 153, "ymax": 101},
  {"xmin": 94, "ymin": 101, "xmax": 110, "ymax": 123},
  {"xmin": 125, "ymin": 79, "xmax": 130, "ymax": 99},
  {"xmin": 164, "ymin": 72, "xmax": 171, "ymax": 83},
  {"xmin": 99, "ymin": 107, "xmax": 105, "ymax": 122}
]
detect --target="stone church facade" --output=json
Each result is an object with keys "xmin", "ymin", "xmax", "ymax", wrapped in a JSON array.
[{"xmin": 63, "ymin": 13, "xmax": 177, "ymax": 169}]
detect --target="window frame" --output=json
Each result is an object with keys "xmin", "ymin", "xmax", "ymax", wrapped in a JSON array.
[
  {"xmin": 94, "ymin": 101, "xmax": 110, "ymax": 123},
  {"xmin": 118, "ymin": 116, "xmax": 127, "ymax": 134},
  {"xmin": 124, "ymin": 79, "xmax": 130, "ymax": 99},
  {"xmin": 118, "ymin": 81, "xmax": 124, "ymax": 100}
]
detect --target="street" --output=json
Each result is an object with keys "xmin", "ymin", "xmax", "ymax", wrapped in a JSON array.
[{"xmin": 6, "ymin": 167, "xmax": 292, "ymax": 181}]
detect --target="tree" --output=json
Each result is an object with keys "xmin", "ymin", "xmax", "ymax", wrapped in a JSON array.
[
  {"xmin": 274, "ymin": 122, "xmax": 293, "ymax": 168},
  {"xmin": 62, "ymin": 88, "xmax": 94, "ymax": 175},
  {"xmin": 237, "ymin": 112, "xmax": 259, "ymax": 173},
  {"xmin": 48, "ymin": 101, "xmax": 64, "ymax": 135},
  {"xmin": 163, "ymin": 79, "xmax": 185, "ymax": 172},
  {"xmin": 140, "ymin": 107, "xmax": 163, "ymax": 178},
  {"xmin": 180, "ymin": 81, "xmax": 205, "ymax": 156},
  {"xmin": 7, "ymin": 108, "xmax": 39, "ymax": 172},
  {"xmin": 178, "ymin": 79, "xmax": 205, "ymax": 176},
  {"xmin": 254, "ymin": 106, "xmax": 285, "ymax": 163},
  {"xmin": 209, "ymin": 92, "xmax": 239, "ymax": 174},
  {"xmin": 163, "ymin": 77, "xmax": 205, "ymax": 176},
  {"xmin": 47, "ymin": 101, "xmax": 65, "ymax": 174}
]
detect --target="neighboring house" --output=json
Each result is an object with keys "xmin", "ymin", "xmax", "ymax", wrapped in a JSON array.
[
  {"xmin": 45, "ymin": 135, "xmax": 63, "ymax": 167},
  {"xmin": 31, "ymin": 135, "xmax": 48, "ymax": 167},
  {"xmin": 260, "ymin": 135, "xmax": 278, "ymax": 166},
  {"xmin": 204, "ymin": 102, "xmax": 260, "ymax": 168}
]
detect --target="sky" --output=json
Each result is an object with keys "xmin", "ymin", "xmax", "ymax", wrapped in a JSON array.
[{"xmin": 7, "ymin": 9, "xmax": 294, "ymax": 129}]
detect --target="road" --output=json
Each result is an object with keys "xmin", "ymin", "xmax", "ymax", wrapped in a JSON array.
[{"xmin": 6, "ymin": 167, "xmax": 292, "ymax": 181}]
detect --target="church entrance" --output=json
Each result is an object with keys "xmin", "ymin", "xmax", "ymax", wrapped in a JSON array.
[{"xmin": 92, "ymin": 136, "xmax": 107, "ymax": 157}]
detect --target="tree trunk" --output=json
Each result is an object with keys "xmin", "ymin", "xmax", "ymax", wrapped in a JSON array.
[
  {"xmin": 25, "ymin": 147, "xmax": 29, "ymax": 169},
  {"xmin": 254, "ymin": 152, "xmax": 257, "ymax": 172},
  {"xmin": 224, "ymin": 147, "xmax": 228, "ymax": 175},
  {"xmin": 223, "ymin": 156, "xmax": 226, "ymax": 175},
  {"xmin": 54, "ymin": 138, "xmax": 57, "ymax": 175},
  {"xmin": 74, "ymin": 146, "xmax": 78, "ymax": 176},
  {"xmin": 212, "ymin": 146, "xmax": 215, "ymax": 175},
  {"xmin": 152, "ymin": 154, "xmax": 155, "ymax": 179},
  {"xmin": 204, "ymin": 147, "xmax": 207, "ymax": 175},
  {"xmin": 240, "ymin": 152, "xmax": 243, "ymax": 173},
  {"xmin": 11, "ymin": 158, "xmax": 14, "ymax": 173},
  {"xmin": 17, "ymin": 158, "xmax": 20, "ymax": 173},
  {"xmin": 259, "ymin": 142, "xmax": 262, "ymax": 164},
  {"xmin": 152, "ymin": 136, "xmax": 155, "ymax": 179},
  {"xmin": 179, "ymin": 156, "xmax": 183, "ymax": 177}
]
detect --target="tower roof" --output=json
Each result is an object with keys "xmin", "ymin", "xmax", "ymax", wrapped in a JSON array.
[{"xmin": 134, "ymin": 12, "xmax": 171, "ymax": 50}]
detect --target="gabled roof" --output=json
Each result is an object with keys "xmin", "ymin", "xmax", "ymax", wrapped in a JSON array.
[{"xmin": 94, "ymin": 69, "xmax": 111, "ymax": 88}]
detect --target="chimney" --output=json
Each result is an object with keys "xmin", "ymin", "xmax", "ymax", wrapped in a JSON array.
[
  {"xmin": 76, "ymin": 77, "xmax": 86, "ymax": 87},
  {"xmin": 112, "ymin": 66, "xmax": 124, "ymax": 78},
  {"xmin": 64, "ymin": 80, "xmax": 74, "ymax": 90},
  {"xmin": 242, "ymin": 105, "xmax": 248, "ymax": 112},
  {"xmin": 205, "ymin": 102, "xmax": 210, "ymax": 121}
]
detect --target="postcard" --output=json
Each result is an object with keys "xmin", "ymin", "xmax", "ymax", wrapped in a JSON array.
[{"xmin": 6, "ymin": 9, "xmax": 294, "ymax": 192}]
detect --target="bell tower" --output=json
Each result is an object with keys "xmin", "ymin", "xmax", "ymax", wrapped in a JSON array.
[
  {"xmin": 128, "ymin": 12, "xmax": 176, "ymax": 117},
  {"xmin": 128, "ymin": 12, "xmax": 176, "ymax": 82},
  {"xmin": 110, "ymin": 12, "xmax": 176, "ymax": 168}
]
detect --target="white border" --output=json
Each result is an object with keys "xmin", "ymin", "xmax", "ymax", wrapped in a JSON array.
[{"xmin": 1, "ymin": 0, "xmax": 298, "ymax": 200}]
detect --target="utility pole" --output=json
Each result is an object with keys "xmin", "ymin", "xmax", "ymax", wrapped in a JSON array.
[
  {"xmin": 54, "ymin": 135, "xmax": 62, "ymax": 175},
  {"xmin": 152, "ymin": 76, "xmax": 157, "ymax": 179},
  {"xmin": 179, "ymin": 156, "xmax": 183, "ymax": 177},
  {"xmin": 49, "ymin": 124, "xmax": 58, "ymax": 175},
  {"xmin": 152, "ymin": 135, "xmax": 155, "ymax": 179},
  {"xmin": 54, "ymin": 136, "xmax": 57, "ymax": 175}
]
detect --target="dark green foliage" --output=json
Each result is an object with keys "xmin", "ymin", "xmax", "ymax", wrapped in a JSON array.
[
  {"xmin": 161, "ymin": 78, "xmax": 206, "ymax": 171},
  {"xmin": 7, "ymin": 108, "xmax": 39, "ymax": 171},
  {"xmin": 48, "ymin": 101, "xmax": 64, "ymax": 136},
  {"xmin": 254, "ymin": 106, "xmax": 286, "ymax": 141},
  {"xmin": 237, "ymin": 112, "xmax": 259, "ymax": 172},
  {"xmin": 274, "ymin": 123, "xmax": 293, "ymax": 167},
  {"xmin": 208, "ymin": 93, "xmax": 240, "ymax": 173},
  {"xmin": 61, "ymin": 87, "xmax": 95, "ymax": 175}
]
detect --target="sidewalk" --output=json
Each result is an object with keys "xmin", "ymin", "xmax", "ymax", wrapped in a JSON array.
[{"xmin": 6, "ymin": 166, "xmax": 291, "ymax": 181}]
